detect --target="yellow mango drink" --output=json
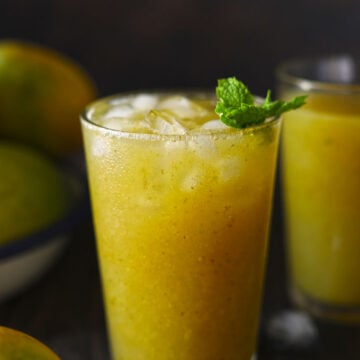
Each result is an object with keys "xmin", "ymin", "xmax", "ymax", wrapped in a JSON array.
[
  {"xmin": 81, "ymin": 85, "xmax": 281, "ymax": 359},
  {"xmin": 277, "ymin": 57, "xmax": 360, "ymax": 322}
]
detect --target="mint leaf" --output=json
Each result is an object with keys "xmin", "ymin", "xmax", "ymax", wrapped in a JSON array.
[
  {"xmin": 216, "ymin": 77, "xmax": 254, "ymax": 107},
  {"xmin": 215, "ymin": 77, "xmax": 307, "ymax": 129}
]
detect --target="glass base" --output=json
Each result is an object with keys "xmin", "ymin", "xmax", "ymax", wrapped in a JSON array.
[{"xmin": 290, "ymin": 285, "xmax": 360, "ymax": 324}]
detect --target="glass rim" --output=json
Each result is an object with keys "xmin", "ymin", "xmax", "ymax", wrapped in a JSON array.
[
  {"xmin": 80, "ymin": 90, "xmax": 281, "ymax": 141},
  {"xmin": 276, "ymin": 55, "xmax": 360, "ymax": 94}
]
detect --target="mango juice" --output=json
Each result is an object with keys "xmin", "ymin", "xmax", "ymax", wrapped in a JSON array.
[
  {"xmin": 81, "ymin": 93, "xmax": 280, "ymax": 359},
  {"xmin": 281, "ymin": 93, "xmax": 360, "ymax": 318}
]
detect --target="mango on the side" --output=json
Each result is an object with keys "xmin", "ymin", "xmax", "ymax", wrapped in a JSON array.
[{"xmin": 0, "ymin": 326, "xmax": 60, "ymax": 360}]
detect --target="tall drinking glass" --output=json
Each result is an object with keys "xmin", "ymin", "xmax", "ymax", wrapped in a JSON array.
[
  {"xmin": 277, "ymin": 56, "xmax": 360, "ymax": 323},
  {"xmin": 81, "ymin": 91, "xmax": 280, "ymax": 359}
]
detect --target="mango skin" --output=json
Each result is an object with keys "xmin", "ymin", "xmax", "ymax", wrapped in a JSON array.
[
  {"xmin": 0, "ymin": 40, "xmax": 97, "ymax": 156},
  {"xmin": 0, "ymin": 326, "xmax": 60, "ymax": 360},
  {"xmin": 0, "ymin": 141, "xmax": 70, "ymax": 245}
]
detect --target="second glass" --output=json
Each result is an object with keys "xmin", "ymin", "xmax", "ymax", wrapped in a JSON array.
[
  {"xmin": 81, "ymin": 91, "xmax": 280, "ymax": 359},
  {"xmin": 277, "ymin": 56, "xmax": 360, "ymax": 323}
]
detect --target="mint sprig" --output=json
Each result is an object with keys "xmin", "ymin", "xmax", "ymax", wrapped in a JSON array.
[{"xmin": 215, "ymin": 77, "xmax": 307, "ymax": 129}]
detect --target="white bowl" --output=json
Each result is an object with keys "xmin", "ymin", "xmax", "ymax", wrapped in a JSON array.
[{"xmin": 0, "ymin": 164, "xmax": 89, "ymax": 302}]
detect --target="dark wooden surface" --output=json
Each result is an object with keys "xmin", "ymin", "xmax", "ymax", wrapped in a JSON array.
[{"xmin": 0, "ymin": 184, "xmax": 359, "ymax": 359}]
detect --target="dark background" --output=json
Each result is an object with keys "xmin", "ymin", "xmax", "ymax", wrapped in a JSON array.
[
  {"xmin": 1, "ymin": 1, "xmax": 360, "ymax": 359},
  {"xmin": 1, "ymin": 0, "xmax": 360, "ymax": 96}
]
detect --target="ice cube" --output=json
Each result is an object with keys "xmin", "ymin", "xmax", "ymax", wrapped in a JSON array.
[
  {"xmin": 103, "ymin": 117, "xmax": 152, "ymax": 133},
  {"xmin": 157, "ymin": 96, "xmax": 204, "ymax": 119},
  {"xmin": 103, "ymin": 117, "xmax": 134, "ymax": 131},
  {"xmin": 201, "ymin": 119, "xmax": 228, "ymax": 130},
  {"xmin": 91, "ymin": 101, "xmax": 112, "ymax": 119},
  {"xmin": 145, "ymin": 110, "xmax": 187, "ymax": 135},
  {"xmin": 216, "ymin": 157, "xmax": 244, "ymax": 182},
  {"xmin": 109, "ymin": 97, "xmax": 132, "ymax": 106},
  {"xmin": 181, "ymin": 168, "xmax": 205, "ymax": 191},
  {"xmin": 90, "ymin": 134, "xmax": 110, "ymax": 157},
  {"xmin": 132, "ymin": 94, "xmax": 159, "ymax": 110},
  {"xmin": 103, "ymin": 104, "xmax": 134, "ymax": 119},
  {"xmin": 188, "ymin": 136, "xmax": 217, "ymax": 160}
]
